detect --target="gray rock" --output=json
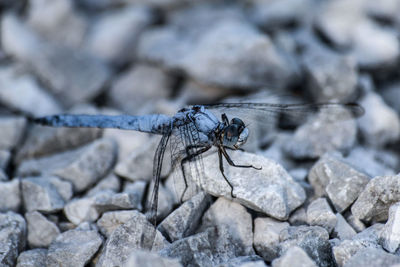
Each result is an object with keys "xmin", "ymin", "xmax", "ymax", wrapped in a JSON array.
[
  {"xmin": 0, "ymin": 150, "xmax": 11, "ymax": 171},
  {"xmin": 123, "ymin": 250, "xmax": 182, "ymax": 267},
  {"xmin": 47, "ymin": 229, "xmax": 103, "ymax": 267},
  {"xmin": 97, "ymin": 210, "xmax": 137, "ymax": 238},
  {"xmin": 302, "ymin": 47, "xmax": 358, "ymax": 102},
  {"xmin": 218, "ymin": 255, "xmax": 267, "ymax": 267},
  {"xmin": 351, "ymin": 174, "xmax": 400, "ymax": 222},
  {"xmin": 358, "ymin": 92, "xmax": 400, "ymax": 147},
  {"xmin": 247, "ymin": 0, "xmax": 311, "ymax": 30},
  {"xmin": 0, "ymin": 66, "xmax": 62, "ymax": 117},
  {"xmin": 115, "ymin": 136, "xmax": 170, "ymax": 182},
  {"xmin": 345, "ymin": 146, "xmax": 396, "ymax": 178},
  {"xmin": 0, "ymin": 116, "xmax": 27, "ymax": 150},
  {"xmin": 18, "ymin": 138, "xmax": 117, "ymax": 192},
  {"xmin": 381, "ymin": 202, "xmax": 400, "ymax": 253},
  {"xmin": 289, "ymin": 207, "xmax": 308, "ymax": 226},
  {"xmin": 0, "ymin": 212, "xmax": 26, "ymax": 266},
  {"xmin": 108, "ymin": 65, "xmax": 172, "ymax": 114},
  {"xmin": 253, "ymin": 217, "xmax": 290, "ymax": 261},
  {"xmin": 314, "ymin": 0, "xmax": 399, "ymax": 68},
  {"xmin": 306, "ymin": 198, "xmax": 337, "ymax": 233},
  {"xmin": 382, "ymin": 82, "xmax": 400, "ymax": 114},
  {"xmin": 21, "ymin": 176, "xmax": 65, "ymax": 213},
  {"xmin": 27, "ymin": 0, "xmax": 87, "ymax": 47},
  {"xmin": 86, "ymin": 173, "xmax": 121, "ymax": 197},
  {"xmin": 0, "ymin": 179, "xmax": 21, "ymax": 212},
  {"xmin": 146, "ymin": 179, "xmax": 176, "ymax": 221},
  {"xmin": 333, "ymin": 213, "xmax": 356, "ymax": 240},
  {"xmin": 0, "ymin": 169, "xmax": 8, "ymax": 181},
  {"xmin": 191, "ymin": 151, "xmax": 305, "ymax": 220},
  {"xmin": 46, "ymin": 176, "xmax": 73, "ymax": 202},
  {"xmin": 94, "ymin": 190, "xmax": 142, "ymax": 213},
  {"xmin": 138, "ymin": 19, "xmax": 297, "ymax": 89},
  {"xmin": 97, "ymin": 211, "xmax": 169, "ymax": 267},
  {"xmin": 25, "ymin": 211, "xmax": 60, "ymax": 248},
  {"xmin": 64, "ymin": 196, "xmax": 99, "ymax": 225},
  {"xmin": 343, "ymin": 247, "xmax": 400, "ymax": 267},
  {"xmin": 160, "ymin": 226, "xmax": 254, "ymax": 266},
  {"xmin": 86, "ymin": 6, "xmax": 154, "ymax": 65},
  {"xmin": 16, "ymin": 124, "xmax": 101, "ymax": 164},
  {"xmin": 200, "ymin": 197, "xmax": 254, "ymax": 255},
  {"xmin": 272, "ymin": 246, "xmax": 317, "ymax": 267},
  {"xmin": 332, "ymin": 224, "xmax": 384, "ymax": 266},
  {"xmin": 158, "ymin": 192, "xmax": 211, "ymax": 242},
  {"xmin": 344, "ymin": 212, "xmax": 366, "ymax": 233},
  {"xmin": 279, "ymin": 226, "xmax": 333, "ymax": 267},
  {"xmin": 308, "ymin": 153, "xmax": 370, "ymax": 212},
  {"xmin": 284, "ymin": 107, "xmax": 357, "ymax": 158},
  {"xmin": 2, "ymin": 13, "xmax": 110, "ymax": 107},
  {"xmin": 16, "ymin": 248, "xmax": 47, "ymax": 267}
]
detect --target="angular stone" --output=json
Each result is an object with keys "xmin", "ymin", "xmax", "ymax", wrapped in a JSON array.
[
  {"xmin": 333, "ymin": 213, "xmax": 356, "ymax": 241},
  {"xmin": 344, "ymin": 212, "xmax": 366, "ymax": 233},
  {"xmin": 309, "ymin": 153, "xmax": 370, "ymax": 212},
  {"xmin": 343, "ymin": 247, "xmax": 400, "ymax": 267},
  {"xmin": 64, "ymin": 196, "xmax": 99, "ymax": 225},
  {"xmin": 94, "ymin": 190, "xmax": 141, "ymax": 213},
  {"xmin": 97, "ymin": 210, "xmax": 137, "ymax": 238},
  {"xmin": 381, "ymin": 202, "xmax": 400, "ymax": 253},
  {"xmin": 158, "ymin": 192, "xmax": 211, "ymax": 242},
  {"xmin": 86, "ymin": 6, "xmax": 154, "ymax": 65},
  {"xmin": 108, "ymin": 65, "xmax": 172, "ymax": 114},
  {"xmin": 47, "ymin": 229, "xmax": 103, "ymax": 267},
  {"xmin": 21, "ymin": 176, "xmax": 65, "ymax": 213},
  {"xmin": 0, "ymin": 169, "xmax": 7, "ymax": 181},
  {"xmin": 279, "ymin": 226, "xmax": 333, "ymax": 267},
  {"xmin": 306, "ymin": 198, "xmax": 337, "ymax": 233},
  {"xmin": 86, "ymin": 173, "xmax": 121, "ymax": 197},
  {"xmin": 115, "ymin": 136, "xmax": 168, "ymax": 182},
  {"xmin": 2, "ymin": 13, "xmax": 110, "ymax": 107},
  {"xmin": 302, "ymin": 47, "xmax": 358, "ymax": 102},
  {"xmin": 352, "ymin": 174, "xmax": 400, "ymax": 222},
  {"xmin": 200, "ymin": 198, "xmax": 254, "ymax": 255},
  {"xmin": 0, "ymin": 66, "xmax": 62, "ymax": 117},
  {"xmin": 289, "ymin": 207, "xmax": 307, "ymax": 226},
  {"xmin": 138, "ymin": 18, "xmax": 297, "ymax": 89},
  {"xmin": 332, "ymin": 224, "xmax": 384, "ymax": 266},
  {"xmin": 315, "ymin": 0, "xmax": 399, "ymax": 68},
  {"xmin": 124, "ymin": 250, "xmax": 182, "ymax": 267},
  {"xmin": 18, "ymin": 138, "xmax": 117, "ymax": 192},
  {"xmin": 47, "ymin": 176, "xmax": 73, "ymax": 202},
  {"xmin": 0, "ymin": 116, "xmax": 27, "ymax": 150},
  {"xmin": 189, "ymin": 151, "xmax": 305, "ymax": 220},
  {"xmin": 161, "ymin": 225, "xmax": 254, "ymax": 266},
  {"xmin": 25, "ymin": 211, "xmax": 60, "ymax": 248},
  {"xmin": 247, "ymin": 0, "xmax": 311, "ymax": 30},
  {"xmin": 0, "ymin": 179, "xmax": 21, "ymax": 212},
  {"xmin": 0, "ymin": 212, "xmax": 26, "ymax": 266},
  {"xmin": 27, "ymin": 0, "xmax": 87, "ymax": 47},
  {"xmin": 16, "ymin": 124, "xmax": 101, "ymax": 164},
  {"xmin": 0, "ymin": 150, "xmax": 10, "ymax": 171},
  {"xmin": 219, "ymin": 255, "xmax": 267, "ymax": 267},
  {"xmin": 253, "ymin": 217, "xmax": 290, "ymax": 261},
  {"xmin": 272, "ymin": 246, "xmax": 317, "ymax": 267},
  {"xmin": 16, "ymin": 248, "xmax": 47, "ymax": 267},
  {"xmin": 358, "ymin": 92, "xmax": 400, "ymax": 147},
  {"xmin": 97, "ymin": 211, "xmax": 169, "ymax": 267},
  {"xmin": 284, "ymin": 107, "xmax": 357, "ymax": 158}
]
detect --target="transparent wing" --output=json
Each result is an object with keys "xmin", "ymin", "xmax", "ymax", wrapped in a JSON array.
[{"xmin": 203, "ymin": 102, "xmax": 364, "ymax": 150}]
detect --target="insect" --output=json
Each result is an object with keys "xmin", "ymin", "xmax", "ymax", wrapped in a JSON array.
[{"xmin": 32, "ymin": 102, "xmax": 364, "ymax": 230}]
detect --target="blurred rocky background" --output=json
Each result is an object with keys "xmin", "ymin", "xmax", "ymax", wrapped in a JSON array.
[{"xmin": 0, "ymin": 0, "xmax": 400, "ymax": 266}]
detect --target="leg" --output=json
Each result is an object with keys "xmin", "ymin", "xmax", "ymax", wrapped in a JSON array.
[
  {"xmin": 218, "ymin": 148, "xmax": 236, "ymax": 198},
  {"xmin": 221, "ymin": 113, "xmax": 229, "ymax": 125},
  {"xmin": 180, "ymin": 145, "xmax": 211, "ymax": 203},
  {"xmin": 221, "ymin": 146, "xmax": 262, "ymax": 170}
]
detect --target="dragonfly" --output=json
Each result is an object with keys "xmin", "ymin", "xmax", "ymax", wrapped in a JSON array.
[{"xmin": 31, "ymin": 102, "xmax": 364, "ymax": 231}]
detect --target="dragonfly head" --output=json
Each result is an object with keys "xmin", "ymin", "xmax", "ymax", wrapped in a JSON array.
[{"xmin": 222, "ymin": 118, "xmax": 249, "ymax": 149}]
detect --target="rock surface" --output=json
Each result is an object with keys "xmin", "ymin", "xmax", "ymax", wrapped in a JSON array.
[
  {"xmin": 0, "ymin": 212, "xmax": 26, "ymax": 266},
  {"xmin": 306, "ymin": 198, "xmax": 337, "ymax": 233},
  {"xmin": 25, "ymin": 211, "xmax": 60, "ymax": 248}
]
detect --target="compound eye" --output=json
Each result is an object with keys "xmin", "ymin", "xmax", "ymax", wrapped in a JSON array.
[{"xmin": 231, "ymin": 118, "xmax": 245, "ymax": 131}]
